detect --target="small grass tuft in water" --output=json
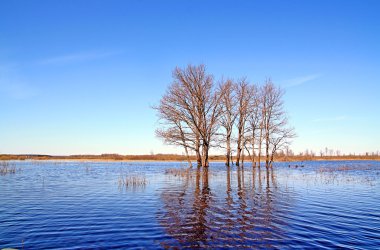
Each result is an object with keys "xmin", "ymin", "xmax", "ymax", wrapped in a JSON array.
[
  {"xmin": 118, "ymin": 175, "xmax": 147, "ymax": 188},
  {"xmin": 165, "ymin": 168, "xmax": 191, "ymax": 178},
  {"xmin": 317, "ymin": 164, "xmax": 375, "ymax": 173},
  {"xmin": 84, "ymin": 163, "xmax": 91, "ymax": 173},
  {"xmin": 313, "ymin": 164, "xmax": 379, "ymax": 186},
  {"xmin": 0, "ymin": 161, "xmax": 17, "ymax": 176}
]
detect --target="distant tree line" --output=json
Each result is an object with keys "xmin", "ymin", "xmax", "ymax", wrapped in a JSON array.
[{"xmin": 154, "ymin": 64, "xmax": 295, "ymax": 168}]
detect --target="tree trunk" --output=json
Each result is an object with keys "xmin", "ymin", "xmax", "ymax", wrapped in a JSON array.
[
  {"xmin": 269, "ymin": 148, "xmax": 276, "ymax": 168},
  {"xmin": 265, "ymin": 132, "xmax": 270, "ymax": 168},
  {"xmin": 226, "ymin": 134, "xmax": 231, "ymax": 167},
  {"xmin": 258, "ymin": 126, "xmax": 263, "ymax": 168},
  {"xmin": 196, "ymin": 150, "xmax": 202, "ymax": 167},
  {"xmin": 202, "ymin": 143, "xmax": 209, "ymax": 167},
  {"xmin": 251, "ymin": 135, "xmax": 255, "ymax": 167},
  {"xmin": 241, "ymin": 136, "xmax": 245, "ymax": 167},
  {"xmin": 242, "ymin": 150, "xmax": 245, "ymax": 167},
  {"xmin": 195, "ymin": 134, "xmax": 202, "ymax": 167},
  {"xmin": 236, "ymin": 130, "xmax": 242, "ymax": 166},
  {"xmin": 270, "ymin": 153, "xmax": 274, "ymax": 168},
  {"xmin": 236, "ymin": 147, "xmax": 242, "ymax": 166}
]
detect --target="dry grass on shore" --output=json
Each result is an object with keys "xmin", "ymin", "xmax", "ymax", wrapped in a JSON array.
[{"xmin": 1, "ymin": 153, "xmax": 379, "ymax": 162}]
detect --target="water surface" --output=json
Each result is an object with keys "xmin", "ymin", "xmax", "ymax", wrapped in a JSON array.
[{"xmin": 0, "ymin": 161, "xmax": 379, "ymax": 249}]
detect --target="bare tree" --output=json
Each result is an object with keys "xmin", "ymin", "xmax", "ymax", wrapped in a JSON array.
[
  {"xmin": 244, "ymin": 84, "xmax": 262, "ymax": 167},
  {"xmin": 155, "ymin": 64, "xmax": 223, "ymax": 168},
  {"xmin": 257, "ymin": 104, "xmax": 265, "ymax": 168},
  {"xmin": 155, "ymin": 65, "xmax": 295, "ymax": 169},
  {"xmin": 262, "ymin": 79, "xmax": 295, "ymax": 168},
  {"xmin": 154, "ymin": 87, "xmax": 197, "ymax": 168},
  {"xmin": 234, "ymin": 79, "xmax": 251, "ymax": 166},
  {"xmin": 269, "ymin": 124, "xmax": 296, "ymax": 167},
  {"xmin": 219, "ymin": 79, "xmax": 238, "ymax": 167}
]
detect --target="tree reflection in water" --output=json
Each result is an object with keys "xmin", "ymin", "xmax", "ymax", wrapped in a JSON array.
[{"xmin": 158, "ymin": 166, "xmax": 291, "ymax": 248}]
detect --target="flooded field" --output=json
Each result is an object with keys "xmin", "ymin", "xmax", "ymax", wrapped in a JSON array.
[{"xmin": 1, "ymin": 161, "xmax": 379, "ymax": 249}]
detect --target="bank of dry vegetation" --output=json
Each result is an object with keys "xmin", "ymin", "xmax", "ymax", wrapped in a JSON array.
[{"xmin": 1, "ymin": 154, "xmax": 378, "ymax": 162}]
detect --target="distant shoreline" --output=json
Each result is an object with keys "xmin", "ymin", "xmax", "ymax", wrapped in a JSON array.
[{"xmin": 1, "ymin": 154, "xmax": 379, "ymax": 162}]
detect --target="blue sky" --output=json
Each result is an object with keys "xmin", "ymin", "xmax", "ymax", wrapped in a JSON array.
[{"xmin": 1, "ymin": 0, "xmax": 379, "ymax": 155}]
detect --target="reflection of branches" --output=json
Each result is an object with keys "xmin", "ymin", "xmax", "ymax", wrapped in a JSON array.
[
  {"xmin": 159, "ymin": 167, "xmax": 212, "ymax": 248},
  {"xmin": 192, "ymin": 167, "xmax": 211, "ymax": 245},
  {"xmin": 158, "ymin": 167, "xmax": 290, "ymax": 248}
]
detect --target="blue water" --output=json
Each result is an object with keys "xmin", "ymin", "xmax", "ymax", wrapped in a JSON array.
[{"xmin": 0, "ymin": 161, "xmax": 379, "ymax": 249}]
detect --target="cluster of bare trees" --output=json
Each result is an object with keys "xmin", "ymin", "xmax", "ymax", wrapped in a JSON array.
[{"xmin": 154, "ymin": 64, "xmax": 295, "ymax": 168}]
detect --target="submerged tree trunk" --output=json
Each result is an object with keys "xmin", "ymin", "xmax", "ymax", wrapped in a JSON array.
[
  {"xmin": 270, "ymin": 153, "xmax": 274, "ymax": 168},
  {"xmin": 241, "ymin": 134, "xmax": 246, "ymax": 167},
  {"xmin": 196, "ymin": 148, "xmax": 202, "ymax": 168},
  {"xmin": 236, "ymin": 139, "xmax": 242, "ymax": 167},
  {"xmin": 235, "ymin": 125, "xmax": 244, "ymax": 167},
  {"xmin": 226, "ymin": 134, "xmax": 231, "ymax": 167},
  {"xmin": 251, "ymin": 135, "xmax": 255, "ymax": 167},
  {"xmin": 219, "ymin": 80, "xmax": 237, "ymax": 168},
  {"xmin": 265, "ymin": 131, "xmax": 270, "ymax": 168},
  {"xmin": 196, "ymin": 150, "xmax": 202, "ymax": 167},
  {"xmin": 195, "ymin": 133, "xmax": 202, "ymax": 167},
  {"xmin": 258, "ymin": 125, "xmax": 263, "ymax": 168},
  {"xmin": 202, "ymin": 143, "xmax": 209, "ymax": 167},
  {"xmin": 241, "ymin": 146, "xmax": 245, "ymax": 167},
  {"xmin": 235, "ymin": 80, "xmax": 250, "ymax": 167}
]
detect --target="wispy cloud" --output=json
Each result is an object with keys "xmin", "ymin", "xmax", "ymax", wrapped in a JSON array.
[
  {"xmin": 37, "ymin": 50, "xmax": 123, "ymax": 65},
  {"xmin": 0, "ymin": 81, "xmax": 38, "ymax": 99},
  {"xmin": 282, "ymin": 74, "xmax": 321, "ymax": 88},
  {"xmin": 0, "ymin": 66, "xmax": 38, "ymax": 100},
  {"xmin": 312, "ymin": 115, "xmax": 349, "ymax": 123}
]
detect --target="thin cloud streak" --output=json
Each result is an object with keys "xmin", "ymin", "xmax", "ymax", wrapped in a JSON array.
[
  {"xmin": 0, "ymin": 73, "xmax": 38, "ymax": 100},
  {"xmin": 0, "ymin": 65, "xmax": 38, "ymax": 99},
  {"xmin": 0, "ymin": 81, "xmax": 38, "ymax": 99},
  {"xmin": 283, "ymin": 74, "xmax": 321, "ymax": 88},
  {"xmin": 312, "ymin": 116, "xmax": 348, "ymax": 122},
  {"xmin": 37, "ymin": 50, "xmax": 124, "ymax": 65}
]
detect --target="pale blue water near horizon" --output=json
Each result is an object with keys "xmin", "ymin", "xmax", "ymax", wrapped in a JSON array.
[{"xmin": 0, "ymin": 161, "xmax": 379, "ymax": 249}]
